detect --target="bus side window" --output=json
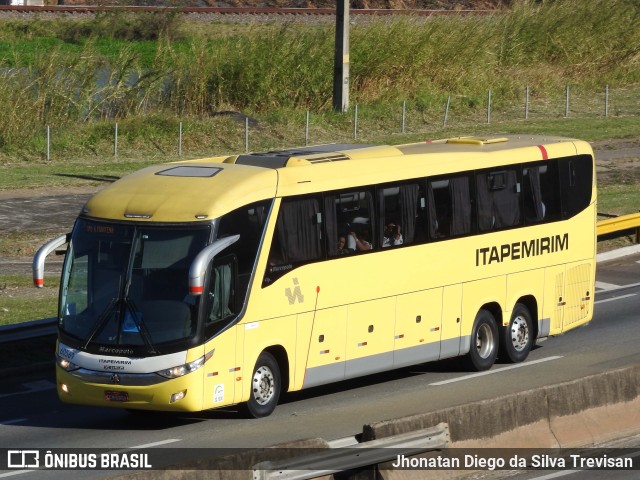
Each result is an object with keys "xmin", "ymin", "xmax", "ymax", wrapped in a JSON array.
[
  {"xmin": 218, "ymin": 199, "xmax": 272, "ymax": 299},
  {"xmin": 326, "ymin": 189, "xmax": 375, "ymax": 256},
  {"xmin": 377, "ymin": 183, "xmax": 420, "ymax": 247},
  {"xmin": 264, "ymin": 196, "xmax": 322, "ymax": 285},
  {"xmin": 427, "ymin": 175, "xmax": 472, "ymax": 239},
  {"xmin": 523, "ymin": 162, "xmax": 561, "ymax": 224},
  {"xmin": 476, "ymin": 168, "xmax": 521, "ymax": 231},
  {"xmin": 559, "ymin": 155, "xmax": 593, "ymax": 219},
  {"xmin": 205, "ymin": 255, "xmax": 237, "ymax": 338}
]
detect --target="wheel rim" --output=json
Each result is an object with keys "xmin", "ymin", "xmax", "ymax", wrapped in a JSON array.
[
  {"xmin": 510, "ymin": 315, "xmax": 530, "ymax": 352},
  {"xmin": 476, "ymin": 323, "xmax": 494, "ymax": 359},
  {"xmin": 252, "ymin": 365, "xmax": 275, "ymax": 406}
]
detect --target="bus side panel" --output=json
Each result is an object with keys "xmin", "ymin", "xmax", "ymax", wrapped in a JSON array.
[
  {"xmin": 393, "ymin": 288, "xmax": 443, "ymax": 368},
  {"xmin": 301, "ymin": 306, "xmax": 347, "ymax": 389},
  {"xmin": 506, "ymin": 269, "xmax": 545, "ymax": 330},
  {"xmin": 562, "ymin": 260, "xmax": 594, "ymax": 332},
  {"xmin": 345, "ymin": 298, "xmax": 395, "ymax": 380},
  {"xmin": 459, "ymin": 277, "xmax": 506, "ymax": 355},
  {"xmin": 439, "ymin": 284, "xmax": 463, "ymax": 359},
  {"xmin": 202, "ymin": 326, "xmax": 237, "ymax": 409}
]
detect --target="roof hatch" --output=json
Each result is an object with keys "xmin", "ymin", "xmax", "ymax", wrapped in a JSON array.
[{"xmin": 446, "ymin": 137, "xmax": 509, "ymax": 146}]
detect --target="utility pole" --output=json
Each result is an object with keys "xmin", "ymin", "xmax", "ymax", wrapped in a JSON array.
[{"xmin": 333, "ymin": 0, "xmax": 349, "ymax": 112}]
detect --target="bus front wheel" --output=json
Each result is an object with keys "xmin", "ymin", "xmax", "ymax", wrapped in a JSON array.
[
  {"xmin": 501, "ymin": 303, "xmax": 533, "ymax": 363},
  {"xmin": 246, "ymin": 351, "xmax": 281, "ymax": 418},
  {"xmin": 464, "ymin": 309, "xmax": 498, "ymax": 372}
]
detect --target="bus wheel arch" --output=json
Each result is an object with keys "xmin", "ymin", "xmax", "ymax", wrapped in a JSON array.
[
  {"xmin": 245, "ymin": 346, "xmax": 289, "ymax": 418},
  {"xmin": 464, "ymin": 306, "xmax": 499, "ymax": 372},
  {"xmin": 501, "ymin": 300, "xmax": 535, "ymax": 363}
]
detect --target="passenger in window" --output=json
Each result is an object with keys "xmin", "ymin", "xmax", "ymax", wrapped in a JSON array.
[
  {"xmin": 350, "ymin": 230, "xmax": 372, "ymax": 251},
  {"xmin": 383, "ymin": 223, "xmax": 403, "ymax": 247},
  {"xmin": 337, "ymin": 235, "xmax": 353, "ymax": 255}
]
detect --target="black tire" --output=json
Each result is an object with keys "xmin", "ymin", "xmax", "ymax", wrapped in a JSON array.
[
  {"xmin": 464, "ymin": 309, "xmax": 499, "ymax": 371},
  {"xmin": 501, "ymin": 303, "xmax": 534, "ymax": 363},
  {"xmin": 245, "ymin": 351, "xmax": 281, "ymax": 418}
]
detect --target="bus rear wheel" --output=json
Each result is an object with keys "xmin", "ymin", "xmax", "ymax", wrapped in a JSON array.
[
  {"xmin": 246, "ymin": 351, "xmax": 281, "ymax": 418},
  {"xmin": 464, "ymin": 309, "xmax": 498, "ymax": 372},
  {"xmin": 501, "ymin": 303, "xmax": 533, "ymax": 363}
]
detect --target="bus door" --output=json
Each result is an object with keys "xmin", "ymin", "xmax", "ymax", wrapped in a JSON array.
[
  {"xmin": 393, "ymin": 288, "xmax": 443, "ymax": 368},
  {"xmin": 200, "ymin": 255, "xmax": 241, "ymax": 409}
]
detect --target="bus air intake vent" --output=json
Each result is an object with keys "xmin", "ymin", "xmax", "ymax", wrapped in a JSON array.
[{"xmin": 307, "ymin": 154, "xmax": 350, "ymax": 164}]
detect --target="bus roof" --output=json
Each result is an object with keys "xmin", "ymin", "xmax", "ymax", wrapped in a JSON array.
[{"xmin": 82, "ymin": 135, "xmax": 593, "ymax": 223}]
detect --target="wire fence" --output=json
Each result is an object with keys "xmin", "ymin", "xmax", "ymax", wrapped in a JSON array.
[{"xmin": 41, "ymin": 84, "xmax": 640, "ymax": 161}]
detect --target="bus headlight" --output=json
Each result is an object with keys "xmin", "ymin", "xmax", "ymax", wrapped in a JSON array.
[
  {"xmin": 156, "ymin": 351, "xmax": 212, "ymax": 379},
  {"xmin": 56, "ymin": 354, "xmax": 80, "ymax": 372}
]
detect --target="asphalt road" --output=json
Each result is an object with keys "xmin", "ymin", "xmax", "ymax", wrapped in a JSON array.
[{"xmin": 0, "ymin": 252, "xmax": 639, "ymax": 479}]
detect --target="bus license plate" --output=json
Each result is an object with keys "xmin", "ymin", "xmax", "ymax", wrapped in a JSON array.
[{"xmin": 105, "ymin": 390, "xmax": 129, "ymax": 402}]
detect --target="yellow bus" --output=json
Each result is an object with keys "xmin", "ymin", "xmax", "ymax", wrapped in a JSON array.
[{"xmin": 34, "ymin": 135, "xmax": 596, "ymax": 417}]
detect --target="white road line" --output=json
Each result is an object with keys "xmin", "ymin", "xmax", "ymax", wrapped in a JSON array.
[
  {"xmin": 128, "ymin": 439, "xmax": 182, "ymax": 449},
  {"xmin": 429, "ymin": 356, "xmax": 563, "ymax": 386},
  {"xmin": 595, "ymin": 293, "xmax": 637, "ymax": 304},
  {"xmin": 529, "ymin": 471, "xmax": 578, "ymax": 480},
  {"xmin": 595, "ymin": 280, "xmax": 640, "ymax": 294},
  {"xmin": 595, "ymin": 281, "xmax": 621, "ymax": 290},
  {"xmin": 0, "ymin": 471, "xmax": 35, "ymax": 478},
  {"xmin": 0, "ymin": 381, "xmax": 56, "ymax": 400},
  {"xmin": 109, "ymin": 438, "xmax": 182, "ymax": 456},
  {"xmin": 1, "ymin": 418, "xmax": 27, "ymax": 425}
]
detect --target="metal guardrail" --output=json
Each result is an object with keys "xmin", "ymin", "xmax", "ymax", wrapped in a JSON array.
[
  {"xmin": 596, "ymin": 212, "xmax": 640, "ymax": 242},
  {"xmin": 253, "ymin": 423, "xmax": 450, "ymax": 480},
  {"xmin": 0, "ymin": 317, "xmax": 57, "ymax": 344}
]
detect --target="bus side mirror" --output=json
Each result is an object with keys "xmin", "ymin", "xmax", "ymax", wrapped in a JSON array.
[
  {"xmin": 33, "ymin": 233, "xmax": 70, "ymax": 288},
  {"xmin": 188, "ymin": 235, "xmax": 239, "ymax": 296}
]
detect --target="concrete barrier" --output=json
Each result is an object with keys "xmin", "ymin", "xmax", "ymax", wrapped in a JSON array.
[
  {"xmin": 362, "ymin": 364, "xmax": 640, "ymax": 447},
  {"xmin": 367, "ymin": 365, "xmax": 640, "ymax": 480}
]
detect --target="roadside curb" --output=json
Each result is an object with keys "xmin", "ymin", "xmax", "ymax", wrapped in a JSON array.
[{"xmin": 596, "ymin": 243, "xmax": 640, "ymax": 263}]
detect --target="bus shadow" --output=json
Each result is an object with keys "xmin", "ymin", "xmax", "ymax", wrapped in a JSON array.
[
  {"xmin": 54, "ymin": 173, "xmax": 121, "ymax": 183},
  {"xmin": 279, "ymin": 344, "xmax": 545, "ymax": 406}
]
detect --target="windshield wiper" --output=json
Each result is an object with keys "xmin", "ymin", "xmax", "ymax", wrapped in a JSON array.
[
  {"xmin": 82, "ymin": 298, "xmax": 118, "ymax": 350},
  {"xmin": 124, "ymin": 298, "xmax": 158, "ymax": 355}
]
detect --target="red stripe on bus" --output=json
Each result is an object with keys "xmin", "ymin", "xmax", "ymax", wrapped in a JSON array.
[{"xmin": 537, "ymin": 145, "xmax": 548, "ymax": 160}]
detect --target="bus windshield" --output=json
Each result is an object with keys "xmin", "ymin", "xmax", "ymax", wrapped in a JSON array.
[{"xmin": 60, "ymin": 219, "xmax": 211, "ymax": 352}]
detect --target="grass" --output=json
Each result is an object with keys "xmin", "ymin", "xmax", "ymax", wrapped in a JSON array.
[
  {"xmin": 0, "ymin": 0, "xmax": 636, "ymax": 160},
  {"xmin": 0, "ymin": 0, "xmax": 639, "ymax": 325},
  {"xmin": 0, "ymin": 275, "xmax": 59, "ymax": 327},
  {"xmin": 599, "ymin": 185, "xmax": 640, "ymax": 216}
]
